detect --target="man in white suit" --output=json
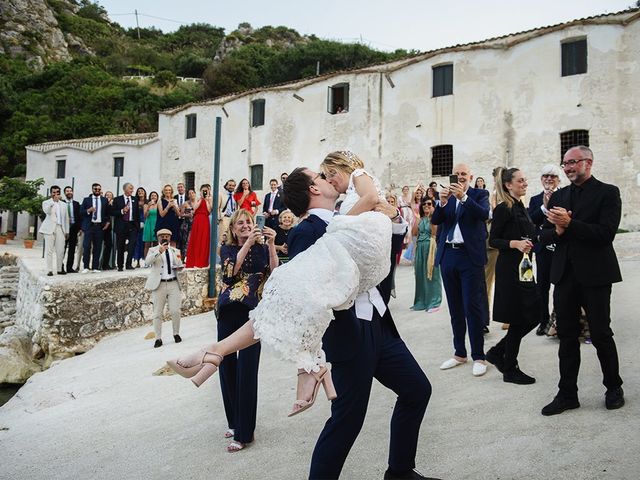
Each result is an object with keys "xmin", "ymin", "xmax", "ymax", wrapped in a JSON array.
[
  {"xmin": 39, "ymin": 185, "xmax": 69, "ymax": 276},
  {"xmin": 145, "ymin": 228, "xmax": 184, "ymax": 348}
]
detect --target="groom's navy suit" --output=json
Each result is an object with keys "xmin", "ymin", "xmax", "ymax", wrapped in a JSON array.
[{"xmin": 288, "ymin": 213, "xmax": 431, "ymax": 480}]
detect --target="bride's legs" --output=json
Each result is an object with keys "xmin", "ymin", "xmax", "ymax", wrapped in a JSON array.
[{"xmin": 202, "ymin": 319, "xmax": 259, "ymax": 363}]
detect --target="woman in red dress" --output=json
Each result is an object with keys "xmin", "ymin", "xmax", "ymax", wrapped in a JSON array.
[
  {"xmin": 233, "ymin": 178, "xmax": 260, "ymax": 214},
  {"xmin": 185, "ymin": 184, "xmax": 214, "ymax": 268}
]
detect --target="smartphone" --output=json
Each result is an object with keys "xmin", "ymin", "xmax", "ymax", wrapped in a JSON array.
[
  {"xmin": 202, "ymin": 190, "xmax": 207, "ymax": 198},
  {"xmin": 449, "ymin": 174, "xmax": 459, "ymax": 184},
  {"xmin": 161, "ymin": 240, "xmax": 169, "ymax": 246},
  {"xmin": 255, "ymin": 214, "xmax": 266, "ymax": 230}
]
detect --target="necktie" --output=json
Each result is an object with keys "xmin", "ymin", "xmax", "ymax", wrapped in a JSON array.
[
  {"xmin": 127, "ymin": 197, "xmax": 132, "ymax": 221},
  {"xmin": 446, "ymin": 199, "xmax": 462, "ymax": 242},
  {"xmin": 165, "ymin": 249, "xmax": 172, "ymax": 275},
  {"xmin": 67, "ymin": 201, "xmax": 72, "ymax": 223},
  {"xmin": 93, "ymin": 197, "xmax": 98, "ymax": 221},
  {"xmin": 227, "ymin": 192, "xmax": 233, "ymax": 215}
]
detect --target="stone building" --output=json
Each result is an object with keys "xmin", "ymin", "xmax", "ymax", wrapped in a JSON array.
[{"xmin": 23, "ymin": 8, "xmax": 640, "ymax": 234}]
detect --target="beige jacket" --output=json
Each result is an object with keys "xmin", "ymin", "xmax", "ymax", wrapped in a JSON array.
[
  {"xmin": 39, "ymin": 198, "xmax": 69, "ymax": 235},
  {"xmin": 144, "ymin": 245, "xmax": 184, "ymax": 291}
]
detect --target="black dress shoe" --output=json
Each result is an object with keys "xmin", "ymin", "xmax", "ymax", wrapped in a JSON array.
[
  {"xmin": 117, "ymin": 267, "xmax": 123, "ymax": 272},
  {"xmin": 482, "ymin": 326, "xmax": 490, "ymax": 334},
  {"xmin": 536, "ymin": 325, "xmax": 546, "ymax": 336},
  {"xmin": 541, "ymin": 395, "xmax": 580, "ymax": 416},
  {"xmin": 383, "ymin": 468, "xmax": 441, "ymax": 479},
  {"xmin": 67, "ymin": 269, "xmax": 77, "ymax": 273},
  {"xmin": 125, "ymin": 265, "xmax": 135, "ymax": 270},
  {"xmin": 605, "ymin": 387, "xmax": 625, "ymax": 410},
  {"xmin": 154, "ymin": 339, "xmax": 163, "ymax": 348},
  {"xmin": 57, "ymin": 270, "xmax": 66, "ymax": 275},
  {"xmin": 503, "ymin": 367, "xmax": 536, "ymax": 385},
  {"xmin": 485, "ymin": 347, "xmax": 504, "ymax": 373},
  {"xmin": 174, "ymin": 334, "xmax": 182, "ymax": 343},
  {"xmin": 47, "ymin": 271, "xmax": 53, "ymax": 276}
]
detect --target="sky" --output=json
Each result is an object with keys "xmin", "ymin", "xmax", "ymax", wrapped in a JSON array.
[{"xmin": 97, "ymin": 0, "xmax": 636, "ymax": 52}]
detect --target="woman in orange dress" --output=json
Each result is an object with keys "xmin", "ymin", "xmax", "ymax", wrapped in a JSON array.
[{"xmin": 233, "ymin": 178, "xmax": 260, "ymax": 215}]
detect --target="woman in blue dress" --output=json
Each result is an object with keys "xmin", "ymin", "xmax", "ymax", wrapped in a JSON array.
[
  {"xmin": 411, "ymin": 198, "xmax": 442, "ymax": 312},
  {"xmin": 133, "ymin": 187, "xmax": 147, "ymax": 267},
  {"xmin": 155, "ymin": 184, "xmax": 180, "ymax": 245}
]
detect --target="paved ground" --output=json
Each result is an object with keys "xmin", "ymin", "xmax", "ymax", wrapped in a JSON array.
[{"xmin": 0, "ymin": 235, "xmax": 639, "ymax": 480}]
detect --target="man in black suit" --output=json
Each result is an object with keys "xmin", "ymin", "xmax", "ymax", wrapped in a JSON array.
[
  {"xmin": 541, "ymin": 146, "xmax": 624, "ymax": 415},
  {"xmin": 80, "ymin": 183, "xmax": 110, "ymax": 273},
  {"xmin": 113, "ymin": 182, "xmax": 141, "ymax": 271},
  {"xmin": 284, "ymin": 168, "xmax": 435, "ymax": 480},
  {"xmin": 174, "ymin": 182, "xmax": 187, "ymax": 252},
  {"xmin": 63, "ymin": 186, "xmax": 82, "ymax": 273},
  {"xmin": 528, "ymin": 164, "xmax": 563, "ymax": 335},
  {"xmin": 262, "ymin": 178, "xmax": 285, "ymax": 230}
]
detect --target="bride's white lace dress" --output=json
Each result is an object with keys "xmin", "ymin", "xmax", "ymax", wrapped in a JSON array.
[{"xmin": 250, "ymin": 169, "xmax": 391, "ymax": 372}]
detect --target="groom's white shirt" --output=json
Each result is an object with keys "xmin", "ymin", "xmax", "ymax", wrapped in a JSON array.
[{"xmin": 308, "ymin": 207, "xmax": 387, "ymax": 321}]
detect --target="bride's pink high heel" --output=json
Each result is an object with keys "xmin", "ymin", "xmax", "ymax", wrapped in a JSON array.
[
  {"xmin": 288, "ymin": 366, "xmax": 337, "ymax": 417},
  {"xmin": 167, "ymin": 350, "xmax": 224, "ymax": 387}
]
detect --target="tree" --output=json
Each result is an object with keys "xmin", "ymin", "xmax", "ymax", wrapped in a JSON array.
[{"xmin": 0, "ymin": 177, "xmax": 46, "ymax": 216}]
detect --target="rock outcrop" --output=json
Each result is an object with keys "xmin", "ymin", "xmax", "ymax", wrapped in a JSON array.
[{"xmin": 0, "ymin": 326, "xmax": 41, "ymax": 383}]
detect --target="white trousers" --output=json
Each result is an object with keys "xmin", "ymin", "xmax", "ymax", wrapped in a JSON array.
[
  {"xmin": 44, "ymin": 225, "xmax": 65, "ymax": 273},
  {"xmin": 152, "ymin": 280, "xmax": 182, "ymax": 339}
]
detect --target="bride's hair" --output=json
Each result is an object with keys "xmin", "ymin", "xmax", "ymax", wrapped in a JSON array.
[{"xmin": 321, "ymin": 150, "xmax": 365, "ymax": 176}]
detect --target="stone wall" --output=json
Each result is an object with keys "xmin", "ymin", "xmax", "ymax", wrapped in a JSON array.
[{"xmin": 0, "ymin": 254, "xmax": 18, "ymax": 335}]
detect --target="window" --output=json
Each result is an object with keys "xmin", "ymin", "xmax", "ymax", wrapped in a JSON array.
[
  {"xmin": 251, "ymin": 99, "xmax": 265, "ymax": 127},
  {"xmin": 55, "ymin": 159, "xmax": 66, "ymax": 179},
  {"xmin": 184, "ymin": 171, "xmax": 195, "ymax": 192},
  {"xmin": 327, "ymin": 83, "xmax": 349, "ymax": 114},
  {"xmin": 186, "ymin": 114, "xmax": 197, "ymax": 139},
  {"xmin": 250, "ymin": 165, "xmax": 263, "ymax": 191},
  {"xmin": 560, "ymin": 130, "xmax": 589, "ymax": 160},
  {"xmin": 431, "ymin": 145, "xmax": 453, "ymax": 177},
  {"xmin": 432, "ymin": 64, "xmax": 453, "ymax": 97},
  {"xmin": 561, "ymin": 39, "xmax": 587, "ymax": 76},
  {"xmin": 113, "ymin": 157, "xmax": 124, "ymax": 177}
]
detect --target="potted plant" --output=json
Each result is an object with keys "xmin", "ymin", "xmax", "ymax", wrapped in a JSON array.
[
  {"xmin": 6, "ymin": 230, "xmax": 16, "ymax": 240},
  {"xmin": 23, "ymin": 233, "xmax": 36, "ymax": 249},
  {"xmin": 0, "ymin": 232, "xmax": 6, "ymax": 245}
]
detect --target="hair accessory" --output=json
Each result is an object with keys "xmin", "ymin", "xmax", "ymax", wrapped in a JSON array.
[{"xmin": 337, "ymin": 150, "xmax": 359, "ymax": 167}]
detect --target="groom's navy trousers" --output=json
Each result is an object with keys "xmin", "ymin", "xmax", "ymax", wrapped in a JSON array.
[{"xmin": 288, "ymin": 214, "xmax": 431, "ymax": 479}]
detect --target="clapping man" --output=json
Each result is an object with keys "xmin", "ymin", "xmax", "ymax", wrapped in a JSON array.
[
  {"xmin": 174, "ymin": 182, "xmax": 187, "ymax": 252},
  {"xmin": 39, "ymin": 185, "xmax": 69, "ymax": 276},
  {"xmin": 262, "ymin": 178, "xmax": 284, "ymax": 230},
  {"xmin": 80, "ymin": 183, "xmax": 109, "ymax": 273},
  {"xmin": 63, "ymin": 186, "xmax": 81, "ymax": 273},
  {"xmin": 113, "ymin": 182, "xmax": 140, "ymax": 271},
  {"xmin": 217, "ymin": 179, "xmax": 237, "ymax": 240},
  {"xmin": 145, "ymin": 228, "xmax": 184, "ymax": 348}
]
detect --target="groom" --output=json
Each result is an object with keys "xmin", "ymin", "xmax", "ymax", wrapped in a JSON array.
[{"xmin": 283, "ymin": 168, "xmax": 437, "ymax": 480}]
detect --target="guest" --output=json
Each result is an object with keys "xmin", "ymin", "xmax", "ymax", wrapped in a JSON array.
[
  {"xmin": 185, "ymin": 184, "xmax": 213, "ymax": 268},
  {"xmin": 174, "ymin": 182, "xmax": 187, "ymax": 252},
  {"xmin": 132, "ymin": 187, "xmax": 147, "ymax": 267},
  {"xmin": 401, "ymin": 187, "xmax": 424, "ymax": 264},
  {"xmin": 81, "ymin": 183, "xmax": 109, "ymax": 273},
  {"xmin": 234, "ymin": 178, "xmax": 260, "ymax": 215},
  {"xmin": 540, "ymin": 146, "xmax": 624, "ymax": 415},
  {"xmin": 100, "ymin": 191, "xmax": 115, "ymax": 270},
  {"xmin": 528, "ymin": 164, "xmax": 562, "ymax": 335},
  {"xmin": 279, "ymin": 172, "xmax": 288, "ymax": 191},
  {"xmin": 217, "ymin": 209, "xmax": 277, "ymax": 452},
  {"xmin": 485, "ymin": 167, "xmax": 539, "ymax": 385},
  {"xmin": 144, "ymin": 228, "xmax": 184, "ymax": 348},
  {"xmin": 385, "ymin": 193, "xmax": 402, "ymax": 265},
  {"xmin": 218, "ymin": 179, "xmax": 237, "ymax": 243},
  {"xmin": 179, "ymin": 189, "xmax": 196, "ymax": 259},
  {"xmin": 143, "ymin": 191, "xmax": 159, "ymax": 256},
  {"xmin": 484, "ymin": 168, "xmax": 501, "ymax": 332},
  {"xmin": 39, "ymin": 185, "xmax": 69, "ymax": 276},
  {"xmin": 432, "ymin": 164, "xmax": 490, "ymax": 376},
  {"xmin": 274, "ymin": 210, "xmax": 295, "ymax": 263},
  {"xmin": 262, "ymin": 178, "xmax": 284, "ymax": 230},
  {"xmin": 474, "ymin": 177, "xmax": 487, "ymax": 189},
  {"xmin": 424, "ymin": 187, "xmax": 438, "ymax": 204},
  {"xmin": 411, "ymin": 198, "xmax": 442, "ymax": 313},
  {"xmin": 63, "ymin": 186, "xmax": 81, "ymax": 273},
  {"xmin": 113, "ymin": 183, "xmax": 141, "ymax": 271},
  {"xmin": 156, "ymin": 184, "xmax": 181, "ymax": 243}
]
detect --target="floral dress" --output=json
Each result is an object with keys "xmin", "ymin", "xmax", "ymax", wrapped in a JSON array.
[{"xmin": 218, "ymin": 244, "xmax": 270, "ymax": 311}]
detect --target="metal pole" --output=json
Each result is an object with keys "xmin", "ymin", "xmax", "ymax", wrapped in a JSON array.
[
  {"xmin": 208, "ymin": 117, "xmax": 222, "ymax": 298},
  {"xmin": 111, "ymin": 176, "xmax": 121, "ymax": 268}
]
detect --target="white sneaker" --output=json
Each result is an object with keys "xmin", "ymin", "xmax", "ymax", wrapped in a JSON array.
[
  {"xmin": 92, "ymin": 269, "xmax": 101, "ymax": 273},
  {"xmin": 472, "ymin": 361, "xmax": 487, "ymax": 377},
  {"xmin": 81, "ymin": 269, "xmax": 90, "ymax": 274},
  {"xmin": 440, "ymin": 357, "xmax": 467, "ymax": 370}
]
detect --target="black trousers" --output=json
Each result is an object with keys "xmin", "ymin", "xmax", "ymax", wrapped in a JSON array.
[
  {"xmin": 65, "ymin": 221, "xmax": 81, "ymax": 271},
  {"xmin": 554, "ymin": 266, "xmax": 623, "ymax": 399},
  {"xmin": 309, "ymin": 309, "xmax": 431, "ymax": 479},
  {"xmin": 101, "ymin": 226, "xmax": 113, "ymax": 269},
  {"xmin": 535, "ymin": 247, "xmax": 553, "ymax": 327},
  {"xmin": 83, "ymin": 223, "xmax": 103, "ymax": 270},
  {"xmin": 217, "ymin": 303, "xmax": 261, "ymax": 444},
  {"xmin": 116, "ymin": 222, "xmax": 138, "ymax": 269},
  {"xmin": 492, "ymin": 317, "xmax": 539, "ymax": 372}
]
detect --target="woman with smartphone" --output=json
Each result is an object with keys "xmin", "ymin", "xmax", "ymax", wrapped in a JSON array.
[{"xmin": 185, "ymin": 184, "xmax": 213, "ymax": 268}]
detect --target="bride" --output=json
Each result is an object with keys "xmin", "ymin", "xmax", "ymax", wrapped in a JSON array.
[{"xmin": 167, "ymin": 151, "xmax": 394, "ymax": 415}]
